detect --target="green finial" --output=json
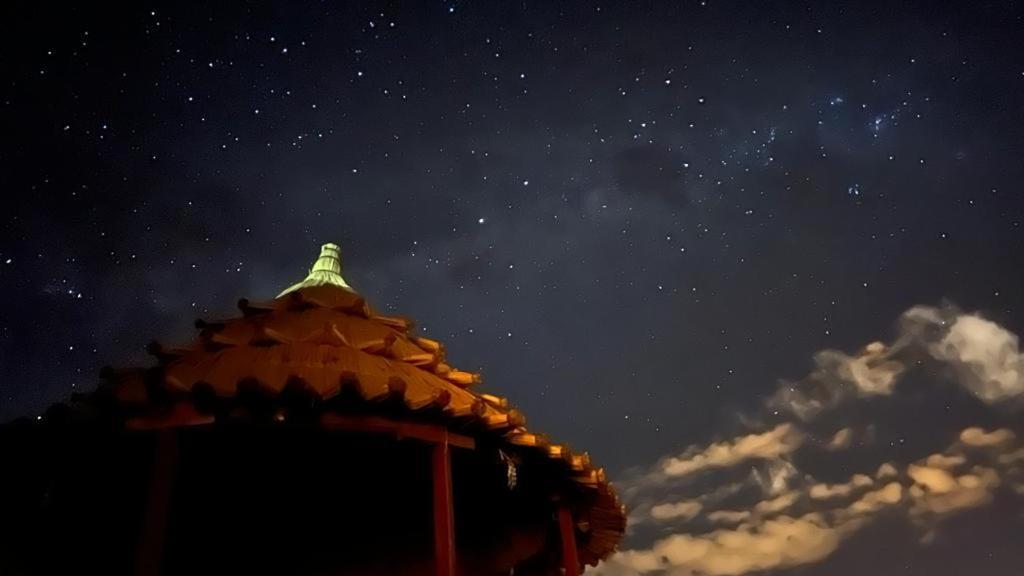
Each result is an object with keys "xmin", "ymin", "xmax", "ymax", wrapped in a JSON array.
[{"xmin": 277, "ymin": 243, "xmax": 354, "ymax": 297}]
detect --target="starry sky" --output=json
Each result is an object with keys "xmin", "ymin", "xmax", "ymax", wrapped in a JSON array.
[{"xmin": 3, "ymin": 2, "xmax": 1024, "ymax": 574}]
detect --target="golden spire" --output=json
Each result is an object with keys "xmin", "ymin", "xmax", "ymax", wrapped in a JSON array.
[{"xmin": 277, "ymin": 243, "xmax": 354, "ymax": 297}]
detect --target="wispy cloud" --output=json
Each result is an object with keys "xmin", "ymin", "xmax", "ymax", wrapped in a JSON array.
[
  {"xmin": 660, "ymin": 424, "xmax": 804, "ymax": 479},
  {"xmin": 769, "ymin": 305, "xmax": 1024, "ymax": 421},
  {"xmin": 592, "ymin": 304, "xmax": 1024, "ymax": 575},
  {"xmin": 595, "ymin": 426, "xmax": 1021, "ymax": 575}
]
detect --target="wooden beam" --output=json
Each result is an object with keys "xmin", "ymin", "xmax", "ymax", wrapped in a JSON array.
[
  {"xmin": 319, "ymin": 413, "xmax": 475, "ymax": 449},
  {"xmin": 124, "ymin": 411, "xmax": 475, "ymax": 450},
  {"xmin": 432, "ymin": 434, "xmax": 456, "ymax": 576},
  {"xmin": 558, "ymin": 504, "xmax": 580, "ymax": 576},
  {"xmin": 136, "ymin": 429, "xmax": 179, "ymax": 576}
]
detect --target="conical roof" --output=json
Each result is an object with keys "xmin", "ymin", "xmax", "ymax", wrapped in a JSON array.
[{"xmin": 97, "ymin": 243, "xmax": 626, "ymax": 567}]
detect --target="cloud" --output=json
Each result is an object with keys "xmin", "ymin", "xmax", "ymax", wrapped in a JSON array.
[
  {"xmin": 769, "ymin": 305, "xmax": 1024, "ymax": 421},
  {"xmin": 959, "ymin": 427, "xmax": 1016, "ymax": 448},
  {"xmin": 845, "ymin": 482, "xmax": 903, "ymax": 516},
  {"xmin": 929, "ymin": 315, "xmax": 1024, "ymax": 403},
  {"xmin": 907, "ymin": 463, "xmax": 959, "ymax": 493},
  {"xmin": 753, "ymin": 491, "xmax": 801, "ymax": 516},
  {"xmin": 908, "ymin": 465, "xmax": 999, "ymax": 518},
  {"xmin": 706, "ymin": 510, "xmax": 751, "ymax": 526},
  {"xmin": 660, "ymin": 424, "xmax": 804, "ymax": 478},
  {"xmin": 926, "ymin": 453, "xmax": 967, "ymax": 470},
  {"xmin": 650, "ymin": 500, "xmax": 703, "ymax": 522},
  {"xmin": 809, "ymin": 474, "xmax": 873, "ymax": 500},
  {"xmin": 752, "ymin": 458, "xmax": 799, "ymax": 496},
  {"xmin": 595, "ymin": 425, "xmax": 1024, "ymax": 575},
  {"xmin": 876, "ymin": 462, "xmax": 899, "ymax": 480},
  {"xmin": 998, "ymin": 447, "xmax": 1024, "ymax": 466},
  {"xmin": 595, "ymin": 304, "xmax": 1024, "ymax": 576},
  {"xmin": 624, "ymin": 426, "xmax": 803, "ymax": 529},
  {"xmin": 902, "ymin": 440, "xmax": 1003, "ymax": 523},
  {"xmin": 593, "ymin": 515, "xmax": 841, "ymax": 576},
  {"xmin": 768, "ymin": 343, "xmax": 904, "ymax": 420},
  {"xmin": 826, "ymin": 427, "xmax": 853, "ymax": 450},
  {"xmin": 694, "ymin": 481, "xmax": 750, "ymax": 505}
]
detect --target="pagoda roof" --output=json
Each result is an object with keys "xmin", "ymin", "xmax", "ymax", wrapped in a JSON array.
[{"xmin": 80, "ymin": 243, "xmax": 625, "ymax": 567}]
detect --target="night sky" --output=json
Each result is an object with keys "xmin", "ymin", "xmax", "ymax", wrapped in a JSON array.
[{"xmin": 3, "ymin": 2, "xmax": 1024, "ymax": 574}]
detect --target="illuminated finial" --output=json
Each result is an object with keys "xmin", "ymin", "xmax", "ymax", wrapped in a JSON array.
[{"xmin": 277, "ymin": 243, "xmax": 354, "ymax": 297}]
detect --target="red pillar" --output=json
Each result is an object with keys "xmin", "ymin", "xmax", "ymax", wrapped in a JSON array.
[
  {"xmin": 136, "ymin": 429, "xmax": 179, "ymax": 576},
  {"xmin": 432, "ymin": 434, "xmax": 455, "ymax": 576},
  {"xmin": 558, "ymin": 504, "xmax": 580, "ymax": 575}
]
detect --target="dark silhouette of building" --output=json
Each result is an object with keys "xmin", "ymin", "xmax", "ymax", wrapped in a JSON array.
[{"xmin": 0, "ymin": 243, "xmax": 625, "ymax": 575}]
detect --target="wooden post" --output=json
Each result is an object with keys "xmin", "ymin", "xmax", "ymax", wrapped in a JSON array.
[
  {"xmin": 432, "ymin": 432, "xmax": 455, "ymax": 576},
  {"xmin": 558, "ymin": 504, "xmax": 580, "ymax": 576},
  {"xmin": 136, "ymin": 429, "xmax": 179, "ymax": 576},
  {"xmin": 318, "ymin": 415, "xmax": 473, "ymax": 575}
]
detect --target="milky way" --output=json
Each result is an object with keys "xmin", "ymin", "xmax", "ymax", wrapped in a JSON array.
[{"xmin": 2, "ymin": 2, "xmax": 1024, "ymax": 574}]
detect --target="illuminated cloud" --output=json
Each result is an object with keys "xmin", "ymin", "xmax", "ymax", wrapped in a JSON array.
[
  {"xmin": 908, "ymin": 465, "xmax": 999, "ymax": 518},
  {"xmin": 593, "ymin": 515, "xmax": 841, "ymax": 576},
  {"xmin": 707, "ymin": 509, "xmax": 752, "ymax": 526},
  {"xmin": 595, "ymin": 426, "xmax": 1024, "ymax": 576},
  {"xmin": 660, "ymin": 424, "xmax": 804, "ymax": 478},
  {"xmin": 845, "ymin": 482, "xmax": 903, "ymax": 516},
  {"xmin": 928, "ymin": 314, "xmax": 1024, "ymax": 403},
  {"xmin": 826, "ymin": 427, "xmax": 853, "ymax": 450},
  {"xmin": 921, "ymin": 452, "xmax": 966, "ymax": 470},
  {"xmin": 752, "ymin": 490, "xmax": 801, "ymax": 516},
  {"xmin": 769, "ymin": 343, "xmax": 904, "ymax": 421},
  {"xmin": 907, "ymin": 463, "xmax": 959, "ymax": 493},
  {"xmin": 876, "ymin": 462, "xmax": 899, "ymax": 480},
  {"xmin": 960, "ymin": 426, "xmax": 1016, "ymax": 448},
  {"xmin": 809, "ymin": 474, "xmax": 874, "ymax": 500},
  {"xmin": 650, "ymin": 499, "xmax": 703, "ymax": 522},
  {"xmin": 753, "ymin": 458, "xmax": 799, "ymax": 496},
  {"xmin": 597, "ymin": 304, "xmax": 1024, "ymax": 576},
  {"xmin": 769, "ymin": 305, "xmax": 1024, "ymax": 421}
]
